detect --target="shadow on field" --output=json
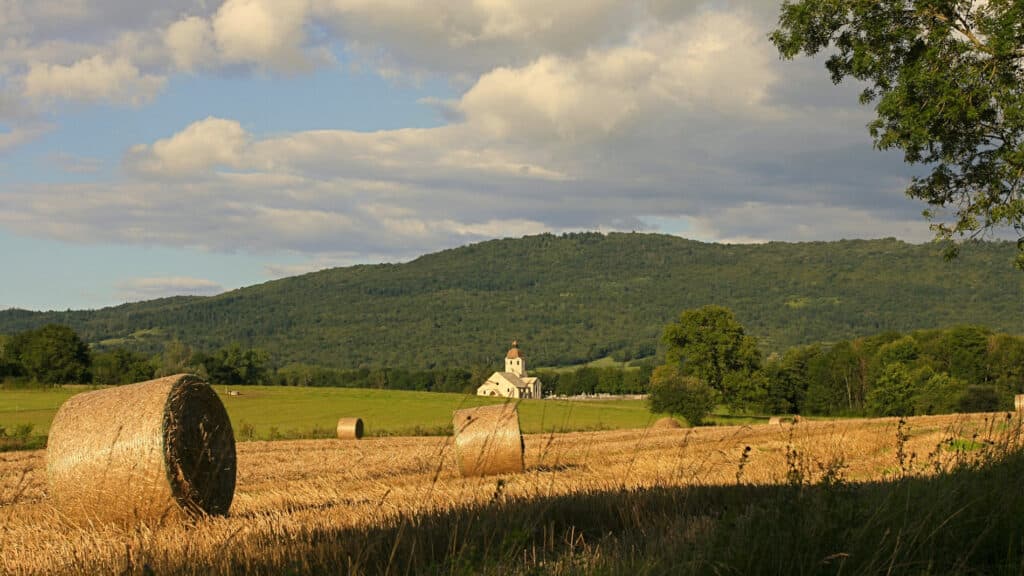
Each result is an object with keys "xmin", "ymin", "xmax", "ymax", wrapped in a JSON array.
[{"xmin": 158, "ymin": 446, "xmax": 1024, "ymax": 575}]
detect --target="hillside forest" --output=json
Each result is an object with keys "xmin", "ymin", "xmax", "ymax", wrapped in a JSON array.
[{"xmin": 0, "ymin": 233, "xmax": 1021, "ymax": 370}]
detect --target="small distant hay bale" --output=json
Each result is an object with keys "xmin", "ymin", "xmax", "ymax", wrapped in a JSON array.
[
  {"xmin": 453, "ymin": 403, "xmax": 524, "ymax": 477},
  {"xmin": 47, "ymin": 374, "xmax": 236, "ymax": 524},
  {"xmin": 652, "ymin": 417, "xmax": 682, "ymax": 429},
  {"xmin": 336, "ymin": 417, "xmax": 364, "ymax": 440},
  {"xmin": 1015, "ymin": 395, "xmax": 1024, "ymax": 411},
  {"xmin": 768, "ymin": 416, "xmax": 781, "ymax": 425}
]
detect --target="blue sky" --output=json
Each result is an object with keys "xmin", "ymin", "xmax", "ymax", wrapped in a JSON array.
[{"xmin": 0, "ymin": 0, "xmax": 936, "ymax": 311}]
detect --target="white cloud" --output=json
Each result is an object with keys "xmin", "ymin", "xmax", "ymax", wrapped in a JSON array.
[
  {"xmin": 311, "ymin": 0, "xmax": 643, "ymax": 75},
  {"xmin": 164, "ymin": 16, "xmax": 216, "ymax": 72},
  {"xmin": 126, "ymin": 117, "xmax": 249, "ymax": 176},
  {"xmin": 0, "ymin": 1, "xmax": 934, "ymax": 268},
  {"xmin": 213, "ymin": 0, "xmax": 312, "ymax": 70},
  {"xmin": 23, "ymin": 55, "xmax": 165, "ymax": 105},
  {"xmin": 116, "ymin": 276, "xmax": 224, "ymax": 302}
]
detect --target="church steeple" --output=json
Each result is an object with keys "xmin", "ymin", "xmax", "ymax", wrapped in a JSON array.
[{"xmin": 505, "ymin": 340, "xmax": 526, "ymax": 376}]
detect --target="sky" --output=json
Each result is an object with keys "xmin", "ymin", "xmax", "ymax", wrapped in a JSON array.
[{"xmin": 0, "ymin": 0, "xmax": 938, "ymax": 311}]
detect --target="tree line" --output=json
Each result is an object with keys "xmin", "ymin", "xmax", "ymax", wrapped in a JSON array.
[
  {"xmin": 650, "ymin": 306, "xmax": 1024, "ymax": 424},
  {"xmin": 4, "ymin": 317, "xmax": 1023, "ymax": 425},
  {"xmin": 0, "ymin": 324, "xmax": 653, "ymax": 395}
]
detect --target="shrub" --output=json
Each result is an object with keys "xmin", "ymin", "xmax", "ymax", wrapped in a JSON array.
[{"xmin": 648, "ymin": 365, "xmax": 716, "ymax": 426}]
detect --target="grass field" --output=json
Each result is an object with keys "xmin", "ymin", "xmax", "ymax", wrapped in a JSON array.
[
  {"xmin": 0, "ymin": 385, "xmax": 667, "ymax": 440},
  {"xmin": 2, "ymin": 412, "xmax": 1022, "ymax": 574}
]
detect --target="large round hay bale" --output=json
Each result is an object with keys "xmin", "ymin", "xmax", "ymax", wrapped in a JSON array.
[
  {"xmin": 768, "ymin": 416, "xmax": 781, "ymax": 425},
  {"xmin": 453, "ymin": 403, "xmax": 524, "ymax": 477},
  {"xmin": 652, "ymin": 417, "xmax": 682, "ymax": 429},
  {"xmin": 47, "ymin": 374, "xmax": 236, "ymax": 524},
  {"xmin": 337, "ymin": 417, "xmax": 364, "ymax": 440}
]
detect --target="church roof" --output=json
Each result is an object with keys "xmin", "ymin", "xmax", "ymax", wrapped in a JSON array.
[{"xmin": 506, "ymin": 339, "xmax": 522, "ymax": 359}]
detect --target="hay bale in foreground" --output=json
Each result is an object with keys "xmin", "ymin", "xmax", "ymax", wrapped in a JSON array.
[
  {"xmin": 47, "ymin": 374, "xmax": 236, "ymax": 524},
  {"xmin": 337, "ymin": 417, "xmax": 364, "ymax": 440},
  {"xmin": 652, "ymin": 417, "xmax": 682, "ymax": 429},
  {"xmin": 453, "ymin": 403, "xmax": 524, "ymax": 477}
]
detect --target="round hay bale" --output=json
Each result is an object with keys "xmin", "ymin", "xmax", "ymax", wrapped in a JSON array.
[
  {"xmin": 767, "ymin": 416, "xmax": 781, "ymax": 425},
  {"xmin": 453, "ymin": 403, "xmax": 524, "ymax": 477},
  {"xmin": 652, "ymin": 417, "xmax": 682, "ymax": 429},
  {"xmin": 47, "ymin": 374, "xmax": 236, "ymax": 524},
  {"xmin": 336, "ymin": 417, "xmax": 364, "ymax": 440}
]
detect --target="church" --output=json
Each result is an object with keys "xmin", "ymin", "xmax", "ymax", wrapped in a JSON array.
[{"xmin": 476, "ymin": 340, "xmax": 543, "ymax": 399}]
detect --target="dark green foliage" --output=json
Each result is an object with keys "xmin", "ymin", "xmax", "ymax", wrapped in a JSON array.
[
  {"xmin": 662, "ymin": 305, "xmax": 761, "ymax": 394},
  {"xmin": 0, "ymin": 234, "xmax": 1021, "ymax": 370},
  {"xmin": 867, "ymin": 363, "xmax": 917, "ymax": 416},
  {"xmin": 762, "ymin": 345, "xmax": 824, "ymax": 414},
  {"xmin": 196, "ymin": 343, "xmax": 270, "ymax": 386},
  {"xmin": 6, "ymin": 324, "xmax": 91, "ymax": 385},
  {"xmin": 768, "ymin": 324, "xmax": 1024, "ymax": 417},
  {"xmin": 648, "ymin": 365, "xmax": 716, "ymax": 426},
  {"xmin": 958, "ymin": 385, "xmax": 1002, "ymax": 413},
  {"xmin": 772, "ymin": 0, "xmax": 1024, "ymax": 267},
  {"xmin": 912, "ymin": 369, "xmax": 965, "ymax": 415},
  {"xmin": 803, "ymin": 340, "xmax": 859, "ymax": 415},
  {"xmin": 91, "ymin": 348, "xmax": 155, "ymax": 385}
]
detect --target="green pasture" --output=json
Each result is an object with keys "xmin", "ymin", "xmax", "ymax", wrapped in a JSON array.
[{"xmin": 0, "ymin": 385, "xmax": 666, "ymax": 441}]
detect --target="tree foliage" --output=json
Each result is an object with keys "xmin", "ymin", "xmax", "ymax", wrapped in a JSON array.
[
  {"xmin": 0, "ymin": 234, "xmax": 1020, "ymax": 370},
  {"xmin": 772, "ymin": 0, "xmax": 1024, "ymax": 267},
  {"xmin": 662, "ymin": 305, "xmax": 761, "ymax": 393},
  {"xmin": 92, "ymin": 348, "xmax": 155, "ymax": 385},
  {"xmin": 648, "ymin": 365, "xmax": 716, "ymax": 426},
  {"xmin": 7, "ymin": 324, "xmax": 91, "ymax": 385}
]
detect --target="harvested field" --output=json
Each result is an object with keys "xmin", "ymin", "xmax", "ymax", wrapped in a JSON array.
[{"xmin": 1, "ymin": 412, "xmax": 1022, "ymax": 574}]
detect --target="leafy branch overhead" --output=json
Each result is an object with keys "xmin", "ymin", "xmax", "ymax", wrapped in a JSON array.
[{"xmin": 772, "ymin": 0, "xmax": 1024, "ymax": 268}]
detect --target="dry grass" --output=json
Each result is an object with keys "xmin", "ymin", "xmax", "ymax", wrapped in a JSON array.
[{"xmin": 0, "ymin": 412, "xmax": 1018, "ymax": 574}]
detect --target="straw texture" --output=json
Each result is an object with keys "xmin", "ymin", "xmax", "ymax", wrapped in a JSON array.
[
  {"xmin": 652, "ymin": 417, "xmax": 682, "ymax": 429},
  {"xmin": 336, "ymin": 417, "xmax": 364, "ymax": 440},
  {"xmin": 47, "ymin": 374, "xmax": 236, "ymax": 524},
  {"xmin": 453, "ymin": 403, "xmax": 524, "ymax": 477}
]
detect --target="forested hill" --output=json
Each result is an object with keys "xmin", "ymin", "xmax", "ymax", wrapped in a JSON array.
[{"xmin": 1, "ymin": 233, "xmax": 1022, "ymax": 369}]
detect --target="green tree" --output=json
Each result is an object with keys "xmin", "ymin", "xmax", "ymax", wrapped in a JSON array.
[
  {"xmin": 200, "ymin": 343, "xmax": 270, "ymax": 385},
  {"xmin": 867, "ymin": 362, "xmax": 916, "ymax": 416},
  {"xmin": 8, "ymin": 324, "xmax": 91, "ymax": 385},
  {"xmin": 0, "ymin": 334, "xmax": 20, "ymax": 379},
  {"xmin": 662, "ymin": 305, "xmax": 761, "ymax": 397},
  {"xmin": 958, "ymin": 385, "xmax": 1002, "ymax": 412},
  {"xmin": 772, "ymin": 0, "xmax": 1024, "ymax": 267},
  {"xmin": 92, "ymin": 348, "xmax": 156, "ymax": 385},
  {"xmin": 986, "ymin": 333, "xmax": 1024, "ymax": 395},
  {"xmin": 648, "ymin": 365, "xmax": 716, "ymax": 426},
  {"xmin": 155, "ymin": 339, "xmax": 198, "ymax": 377},
  {"xmin": 912, "ymin": 368, "xmax": 965, "ymax": 415},
  {"xmin": 804, "ymin": 340, "xmax": 862, "ymax": 414}
]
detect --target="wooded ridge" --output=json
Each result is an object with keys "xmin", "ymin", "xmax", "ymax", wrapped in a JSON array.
[{"xmin": 1, "ymin": 233, "xmax": 1021, "ymax": 369}]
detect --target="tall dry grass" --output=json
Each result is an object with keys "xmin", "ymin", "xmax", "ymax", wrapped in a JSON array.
[{"xmin": 1, "ymin": 412, "xmax": 1022, "ymax": 574}]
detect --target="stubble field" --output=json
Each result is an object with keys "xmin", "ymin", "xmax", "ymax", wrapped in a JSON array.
[{"xmin": 3, "ymin": 411, "xmax": 1024, "ymax": 574}]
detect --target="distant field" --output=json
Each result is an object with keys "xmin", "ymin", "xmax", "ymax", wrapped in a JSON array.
[
  {"xmin": 537, "ymin": 355, "xmax": 642, "ymax": 372},
  {"xmin": 0, "ymin": 385, "xmax": 665, "ymax": 439}
]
